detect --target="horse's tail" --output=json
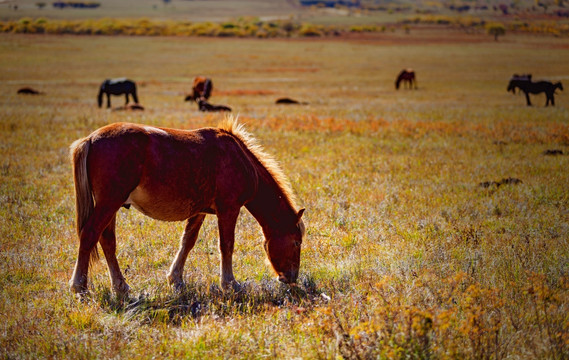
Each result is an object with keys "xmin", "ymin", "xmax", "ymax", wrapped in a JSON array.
[{"xmin": 70, "ymin": 136, "xmax": 99, "ymax": 263}]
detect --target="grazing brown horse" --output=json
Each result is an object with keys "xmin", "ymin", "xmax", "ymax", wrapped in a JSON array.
[
  {"xmin": 69, "ymin": 118, "xmax": 305, "ymax": 294},
  {"xmin": 185, "ymin": 76, "xmax": 213, "ymax": 102},
  {"xmin": 395, "ymin": 69, "xmax": 417, "ymax": 90}
]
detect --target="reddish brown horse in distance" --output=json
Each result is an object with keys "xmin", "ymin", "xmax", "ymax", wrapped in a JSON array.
[
  {"xmin": 185, "ymin": 76, "xmax": 213, "ymax": 102},
  {"xmin": 69, "ymin": 118, "xmax": 305, "ymax": 294},
  {"xmin": 395, "ymin": 69, "xmax": 417, "ymax": 90}
]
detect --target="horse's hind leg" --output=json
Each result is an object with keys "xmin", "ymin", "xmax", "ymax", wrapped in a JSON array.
[
  {"xmin": 70, "ymin": 205, "xmax": 118, "ymax": 294},
  {"xmin": 547, "ymin": 93, "xmax": 554, "ymax": 106},
  {"xmin": 524, "ymin": 92, "xmax": 532, "ymax": 106},
  {"xmin": 217, "ymin": 209, "xmax": 240, "ymax": 290},
  {"xmin": 167, "ymin": 214, "xmax": 206, "ymax": 289},
  {"xmin": 106, "ymin": 94, "xmax": 111, "ymax": 108},
  {"xmin": 125, "ymin": 93, "xmax": 130, "ymax": 105},
  {"xmin": 132, "ymin": 91, "xmax": 139, "ymax": 104},
  {"xmin": 99, "ymin": 216, "xmax": 130, "ymax": 294}
]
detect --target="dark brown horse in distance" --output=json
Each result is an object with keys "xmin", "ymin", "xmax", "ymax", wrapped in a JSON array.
[
  {"xmin": 507, "ymin": 77, "xmax": 563, "ymax": 106},
  {"xmin": 185, "ymin": 76, "xmax": 213, "ymax": 102},
  {"xmin": 395, "ymin": 69, "xmax": 417, "ymax": 90},
  {"xmin": 68, "ymin": 118, "xmax": 305, "ymax": 294},
  {"xmin": 98, "ymin": 78, "xmax": 139, "ymax": 108}
]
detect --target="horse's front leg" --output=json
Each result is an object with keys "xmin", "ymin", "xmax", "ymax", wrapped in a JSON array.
[
  {"xmin": 132, "ymin": 91, "xmax": 139, "ymax": 104},
  {"xmin": 167, "ymin": 214, "xmax": 205, "ymax": 289},
  {"xmin": 216, "ymin": 209, "xmax": 240, "ymax": 291},
  {"xmin": 99, "ymin": 216, "xmax": 130, "ymax": 295}
]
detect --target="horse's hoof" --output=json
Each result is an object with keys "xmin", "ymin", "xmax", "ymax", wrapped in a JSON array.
[
  {"xmin": 170, "ymin": 281, "xmax": 186, "ymax": 293},
  {"xmin": 167, "ymin": 272, "xmax": 185, "ymax": 290},
  {"xmin": 221, "ymin": 280, "xmax": 241, "ymax": 293},
  {"xmin": 113, "ymin": 281, "xmax": 130, "ymax": 296},
  {"xmin": 69, "ymin": 280, "xmax": 87, "ymax": 295}
]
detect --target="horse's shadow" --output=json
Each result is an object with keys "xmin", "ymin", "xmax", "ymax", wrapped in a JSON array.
[{"xmin": 93, "ymin": 275, "xmax": 322, "ymax": 325}]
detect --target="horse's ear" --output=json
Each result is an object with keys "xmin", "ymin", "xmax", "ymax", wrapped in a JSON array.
[{"xmin": 296, "ymin": 208, "xmax": 305, "ymax": 223}]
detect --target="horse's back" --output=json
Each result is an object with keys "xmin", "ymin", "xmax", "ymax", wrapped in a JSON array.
[
  {"xmin": 86, "ymin": 123, "xmax": 254, "ymax": 221},
  {"xmin": 101, "ymin": 78, "xmax": 136, "ymax": 93}
]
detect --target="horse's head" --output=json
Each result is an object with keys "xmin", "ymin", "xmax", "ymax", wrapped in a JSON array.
[
  {"xmin": 97, "ymin": 80, "xmax": 110, "ymax": 108},
  {"xmin": 97, "ymin": 89, "xmax": 103, "ymax": 108},
  {"xmin": 507, "ymin": 80, "xmax": 516, "ymax": 93},
  {"xmin": 263, "ymin": 209, "xmax": 305, "ymax": 285},
  {"xmin": 556, "ymin": 82, "xmax": 564, "ymax": 91}
]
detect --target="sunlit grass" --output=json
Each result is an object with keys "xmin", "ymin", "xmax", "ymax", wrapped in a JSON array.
[{"xmin": 1, "ymin": 32, "xmax": 568, "ymax": 358}]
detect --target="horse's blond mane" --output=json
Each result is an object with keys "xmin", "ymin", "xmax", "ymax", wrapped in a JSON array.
[{"xmin": 218, "ymin": 116, "xmax": 298, "ymax": 210}]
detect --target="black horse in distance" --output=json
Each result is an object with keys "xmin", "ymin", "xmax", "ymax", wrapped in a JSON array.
[
  {"xmin": 98, "ymin": 78, "xmax": 139, "ymax": 108},
  {"xmin": 507, "ymin": 76, "xmax": 563, "ymax": 106}
]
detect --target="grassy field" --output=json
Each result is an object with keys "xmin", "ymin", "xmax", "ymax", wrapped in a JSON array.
[
  {"xmin": 1, "ymin": 30, "xmax": 568, "ymax": 359},
  {"xmin": 0, "ymin": 0, "xmax": 302, "ymax": 22},
  {"xmin": 0, "ymin": 0, "xmax": 404, "ymax": 24}
]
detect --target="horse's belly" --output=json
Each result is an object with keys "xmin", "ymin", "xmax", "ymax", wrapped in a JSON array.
[{"xmin": 125, "ymin": 186, "xmax": 202, "ymax": 221}]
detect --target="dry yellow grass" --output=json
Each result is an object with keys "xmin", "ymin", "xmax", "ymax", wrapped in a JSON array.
[{"xmin": 1, "ymin": 31, "xmax": 568, "ymax": 358}]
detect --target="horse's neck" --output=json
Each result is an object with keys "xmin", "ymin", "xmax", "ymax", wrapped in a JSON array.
[{"xmin": 245, "ymin": 172, "xmax": 296, "ymax": 231}]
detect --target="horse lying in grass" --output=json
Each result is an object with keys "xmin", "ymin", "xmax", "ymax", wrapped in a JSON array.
[
  {"xmin": 275, "ymin": 97, "xmax": 309, "ymax": 105},
  {"xmin": 98, "ymin": 78, "xmax": 139, "ymax": 108},
  {"xmin": 395, "ymin": 69, "xmax": 417, "ymax": 90},
  {"xmin": 69, "ymin": 118, "xmax": 305, "ymax": 295},
  {"xmin": 17, "ymin": 87, "xmax": 43, "ymax": 95},
  {"xmin": 197, "ymin": 98, "xmax": 232, "ymax": 112},
  {"xmin": 507, "ymin": 78, "xmax": 563, "ymax": 106}
]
